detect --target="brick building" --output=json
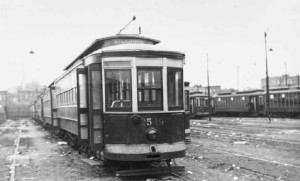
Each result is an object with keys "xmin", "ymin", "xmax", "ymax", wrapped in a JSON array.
[
  {"xmin": 0, "ymin": 91, "xmax": 7, "ymax": 107},
  {"xmin": 261, "ymin": 74, "xmax": 300, "ymax": 89},
  {"xmin": 190, "ymin": 85, "xmax": 222, "ymax": 95}
]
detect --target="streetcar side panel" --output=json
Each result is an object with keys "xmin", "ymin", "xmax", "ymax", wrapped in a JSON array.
[
  {"xmin": 268, "ymin": 90, "xmax": 300, "ymax": 117},
  {"xmin": 55, "ymin": 68, "xmax": 79, "ymax": 135},
  {"xmin": 42, "ymin": 89, "xmax": 52, "ymax": 126}
]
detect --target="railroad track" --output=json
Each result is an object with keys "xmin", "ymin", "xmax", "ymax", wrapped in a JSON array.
[
  {"xmin": 149, "ymin": 162, "xmax": 194, "ymax": 181},
  {"xmin": 192, "ymin": 118, "xmax": 300, "ymax": 134},
  {"xmin": 191, "ymin": 126, "xmax": 300, "ymax": 154},
  {"xmin": 93, "ymin": 160, "xmax": 191, "ymax": 180},
  {"xmin": 189, "ymin": 142, "xmax": 299, "ymax": 181},
  {"xmin": 0, "ymin": 120, "xmax": 12, "ymax": 134},
  {"xmin": 191, "ymin": 124, "xmax": 300, "ymax": 146},
  {"xmin": 44, "ymin": 124, "xmax": 190, "ymax": 180},
  {"xmin": 0, "ymin": 119, "xmax": 28, "ymax": 181}
]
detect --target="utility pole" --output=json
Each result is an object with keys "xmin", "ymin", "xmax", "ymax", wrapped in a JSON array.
[
  {"xmin": 264, "ymin": 32, "xmax": 271, "ymax": 123},
  {"xmin": 237, "ymin": 66, "xmax": 239, "ymax": 91},
  {"xmin": 206, "ymin": 53, "xmax": 211, "ymax": 122},
  {"xmin": 285, "ymin": 62, "xmax": 288, "ymax": 87}
]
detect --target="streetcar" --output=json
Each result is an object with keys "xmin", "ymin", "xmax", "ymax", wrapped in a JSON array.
[
  {"xmin": 32, "ymin": 34, "xmax": 187, "ymax": 168},
  {"xmin": 189, "ymin": 92, "xmax": 210, "ymax": 118},
  {"xmin": 213, "ymin": 88, "xmax": 300, "ymax": 117}
]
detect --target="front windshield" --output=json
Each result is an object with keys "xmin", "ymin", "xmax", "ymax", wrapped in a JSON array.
[{"xmin": 137, "ymin": 69, "xmax": 162, "ymax": 110}]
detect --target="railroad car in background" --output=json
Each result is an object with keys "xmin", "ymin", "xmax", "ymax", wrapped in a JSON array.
[
  {"xmin": 42, "ymin": 89, "xmax": 52, "ymax": 126},
  {"xmin": 189, "ymin": 92, "xmax": 210, "ymax": 118},
  {"xmin": 268, "ymin": 88, "xmax": 300, "ymax": 117},
  {"xmin": 35, "ymin": 95, "xmax": 43, "ymax": 124},
  {"xmin": 212, "ymin": 88, "xmax": 300, "ymax": 117},
  {"xmin": 29, "ymin": 101, "xmax": 37, "ymax": 121},
  {"xmin": 184, "ymin": 82, "xmax": 191, "ymax": 143},
  {"xmin": 213, "ymin": 90, "xmax": 264, "ymax": 116},
  {"xmin": 40, "ymin": 85, "xmax": 59, "ymax": 129},
  {"xmin": 32, "ymin": 34, "xmax": 187, "ymax": 168}
]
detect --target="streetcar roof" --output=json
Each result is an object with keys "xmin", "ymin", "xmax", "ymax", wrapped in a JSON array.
[
  {"xmin": 90, "ymin": 43, "xmax": 185, "ymax": 56},
  {"xmin": 189, "ymin": 92, "xmax": 207, "ymax": 98},
  {"xmin": 269, "ymin": 89, "xmax": 300, "ymax": 94},
  {"xmin": 216, "ymin": 91, "xmax": 264, "ymax": 98},
  {"xmin": 64, "ymin": 34, "xmax": 160, "ymax": 70},
  {"xmin": 215, "ymin": 89, "xmax": 300, "ymax": 98}
]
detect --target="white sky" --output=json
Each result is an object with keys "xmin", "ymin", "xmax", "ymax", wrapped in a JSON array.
[{"xmin": 0, "ymin": 0, "xmax": 299, "ymax": 90}]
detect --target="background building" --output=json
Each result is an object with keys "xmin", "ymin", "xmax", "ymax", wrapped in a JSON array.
[
  {"xmin": 190, "ymin": 85, "xmax": 222, "ymax": 95},
  {"xmin": 0, "ymin": 91, "xmax": 7, "ymax": 107},
  {"xmin": 261, "ymin": 74, "xmax": 300, "ymax": 89},
  {"xmin": 0, "ymin": 82, "xmax": 45, "ymax": 119}
]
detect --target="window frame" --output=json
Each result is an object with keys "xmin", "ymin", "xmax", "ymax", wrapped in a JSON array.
[
  {"xmin": 104, "ymin": 69, "xmax": 132, "ymax": 112},
  {"xmin": 136, "ymin": 67, "xmax": 163, "ymax": 111},
  {"xmin": 167, "ymin": 67, "xmax": 184, "ymax": 111},
  {"xmin": 184, "ymin": 90, "xmax": 190, "ymax": 111}
]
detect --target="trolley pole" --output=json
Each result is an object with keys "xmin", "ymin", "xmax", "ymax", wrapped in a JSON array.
[
  {"xmin": 285, "ymin": 62, "xmax": 288, "ymax": 87},
  {"xmin": 237, "ymin": 66, "xmax": 239, "ymax": 91},
  {"xmin": 206, "ymin": 53, "xmax": 211, "ymax": 122},
  {"xmin": 264, "ymin": 32, "xmax": 271, "ymax": 123}
]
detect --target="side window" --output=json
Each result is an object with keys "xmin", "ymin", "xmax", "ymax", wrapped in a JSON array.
[
  {"xmin": 259, "ymin": 96, "xmax": 263, "ymax": 105},
  {"xmin": 137, "ymin": 68, "xmax": 162, "ymax": 110},
  {"xmin": 184, "ymin": 90, "xmax": 190, "ymax": 111},
  {"xmin": 105, "ymin": 69, "xmax": 131, "ymax": 111},
  {"xmin": 167, "ymin": 68, "xmax": 183, "ymax": 110}
]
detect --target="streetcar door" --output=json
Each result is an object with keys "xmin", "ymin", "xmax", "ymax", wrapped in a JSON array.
[
  {"xmin": 88, "ymin": 64, "xmax": 103, "ymax": 151},
  {"xmin": 190, "ymin": 99, "xmax": 194, "ymax": 114},
  {"xmin": 250, "ymin": 96, "xmax": 257, "ymax": 113},
  {"xmin": 76, "ymin": 68, "xmax": 89, "ymax": 146},
  {"xmin": 257, "ymin": 95, "xmax": 264, "ymax": 113}
]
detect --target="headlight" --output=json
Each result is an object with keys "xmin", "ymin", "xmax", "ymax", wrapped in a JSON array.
[
  {"xmin": 131, "ymin": 114, "xmax": 142, "ymax": 124},
  {"xmin": 146, "ymin": 127, "xmax": 158, "ymax": 141}
]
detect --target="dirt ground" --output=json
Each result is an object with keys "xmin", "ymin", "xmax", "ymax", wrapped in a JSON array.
[
  {"xmin": 180, "ymin": 117, "xmax": 300, "ymax": 181},
  {"xmin": 0, "ymin": 117, "xmax": 299, "ymax": 181},
  {"xmin": 0, "ymin": 119, "xmax": 107, "ymax": 181}
]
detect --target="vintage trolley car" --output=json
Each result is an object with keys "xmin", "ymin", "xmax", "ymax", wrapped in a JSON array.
[
  {"xmin": 187, "ymin": 87, "xmax": 300, "ymax": 118},
  {"xmin": 32, "ymin": 34, "xmax": 187, "ymax": 164},
  {"xmin": 212, "ymin": 88, "xmax": 300, "ymax": 117},
  {"xmin": 189, "ymin": 92, "xmax": 210, "ymax": 118},
  {"xmin": 267, "ymin": 88, "xmax": 300, "ymax": 117},
  {"xmin": 213, "ymin": 90, "xmax": 265, "ymax": 116}
]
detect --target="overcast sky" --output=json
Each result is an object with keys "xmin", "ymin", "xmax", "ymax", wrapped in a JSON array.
[{"xmin": 0, "ymin": 0, "xmax": 299, "ymax": 90}]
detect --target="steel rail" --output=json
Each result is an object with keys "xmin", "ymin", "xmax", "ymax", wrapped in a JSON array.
[
  {"xmin": 149, "ymin": 162, "xmax": 193, "ymax": 181},
  {"xmin": 191, "ymin": 125, "xmax": 300, "ymax": 146},
  {"xmin": 191, "ymin": 142, "xmax": 300, "ymax": 169},
  {"xmin": 10, "ymin": 124, "xmax": 23, "ymax": 181},
  {"xmin": 191, "ymin": 143, "xmax": 296, "ymax": 181}
]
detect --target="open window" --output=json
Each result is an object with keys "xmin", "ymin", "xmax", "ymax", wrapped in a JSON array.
[
  {"xmin": 105, "ymin": 69, "xmax": 132, "ymax": 112},
  {"xmin": 184, "ymin": 90, "xmax": 190, "ymax": 111}
]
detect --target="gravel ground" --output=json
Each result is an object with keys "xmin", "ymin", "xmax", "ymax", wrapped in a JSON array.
[
  {"xmin": 180, "ymin": 117, "xmax": 300, "ymax": 181},
  {"xmin": 0, "ymin": 119, "xmax": 108, "ymax": 181}
]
